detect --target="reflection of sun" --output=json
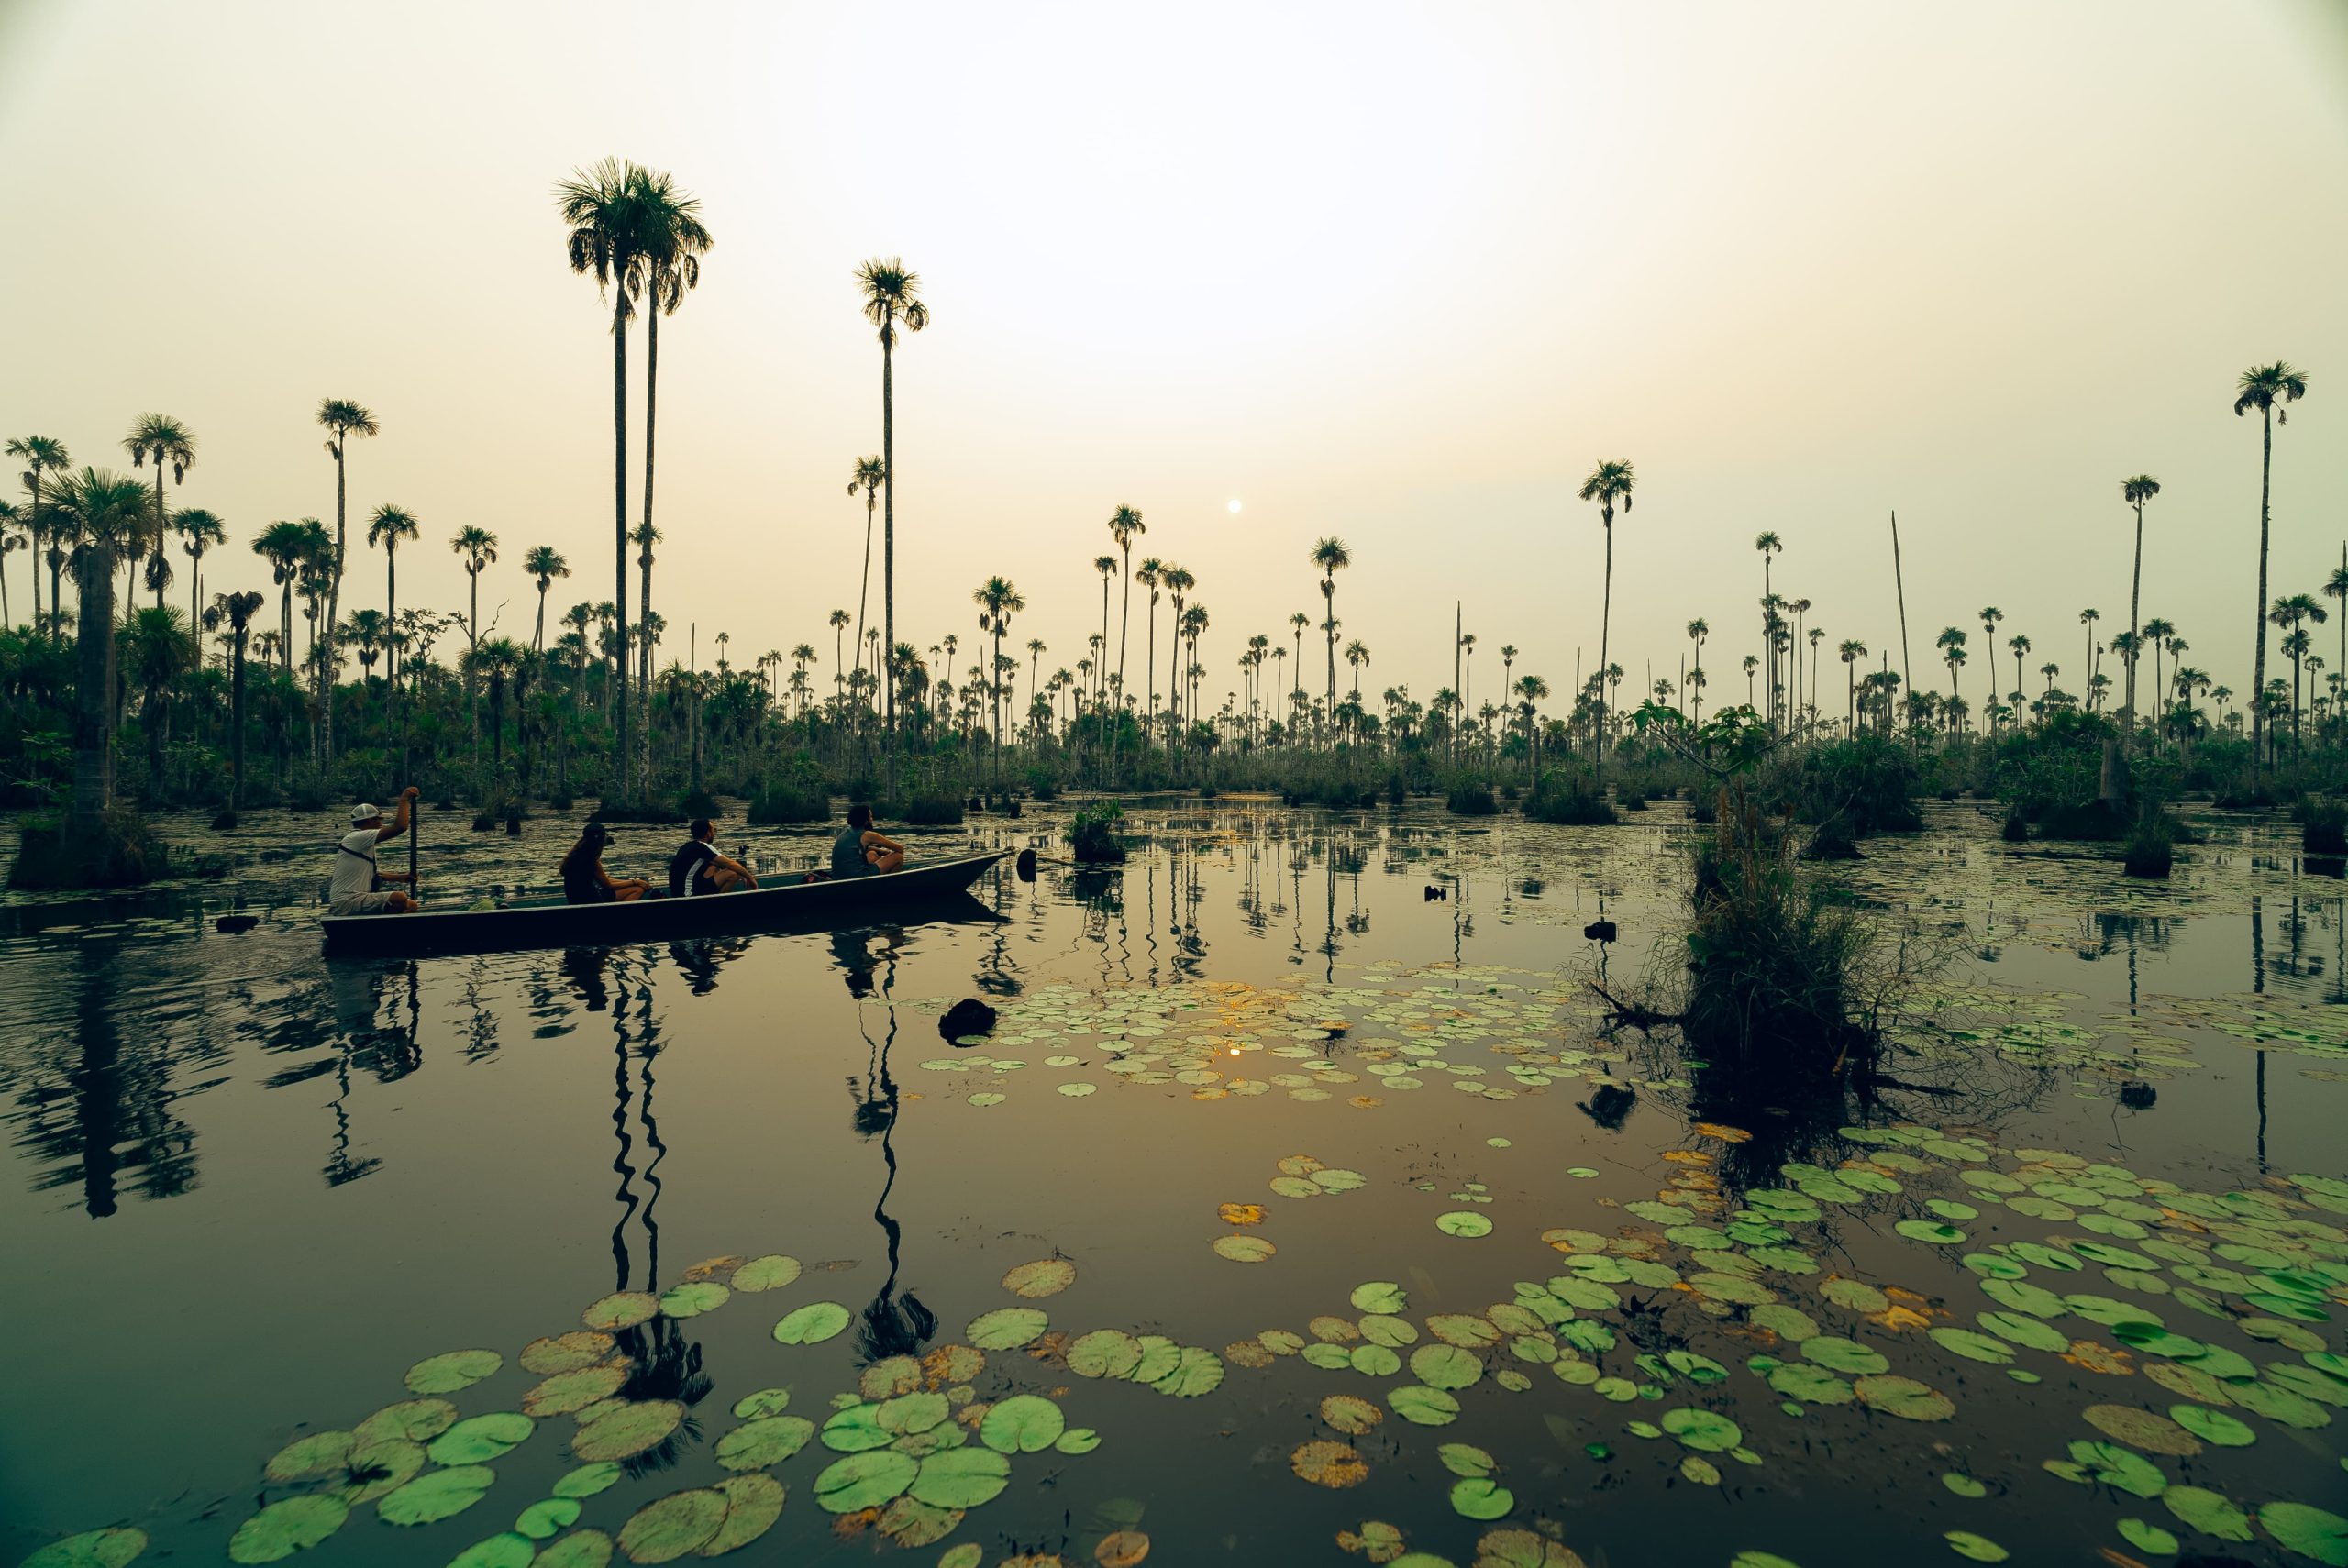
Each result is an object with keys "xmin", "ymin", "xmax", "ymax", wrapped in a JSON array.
[{"xmin": 1227, "ymin": 499, "xmax": 1242, "ymax": 513}]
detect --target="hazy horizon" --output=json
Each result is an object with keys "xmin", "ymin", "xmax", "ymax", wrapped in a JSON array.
[{"xmin": 5, "ymin": 0, "xmax": 2345, "ymax": 716}]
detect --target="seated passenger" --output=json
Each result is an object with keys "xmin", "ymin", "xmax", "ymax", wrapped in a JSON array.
[
  {"xmin": 560, "ymin": 823, "xmax": 649, "ymax": 904},
  {"xmin": 831, "ymin": 803, "xmax": 907, "ymax": 878},
  {"xmin": 670, "ymin": 818, "xmax": 759, "ymax": 896}
]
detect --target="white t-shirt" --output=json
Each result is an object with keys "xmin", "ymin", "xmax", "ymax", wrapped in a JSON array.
[{"xmin": 329, "ymin": 828, "xmax": 382, "ymax": 904}]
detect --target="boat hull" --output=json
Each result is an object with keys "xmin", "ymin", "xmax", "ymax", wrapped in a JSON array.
[{"xmin": 321, "ymin": 851, "xmax": 1008, "ymax": 956}]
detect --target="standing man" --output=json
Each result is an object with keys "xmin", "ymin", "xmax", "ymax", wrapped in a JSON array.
[
  {"xmin": 330, "ymin": 788, "xmax": 422, "ymax": 915},
  {"xmin": 669, "ymin": 818, "xmax": 759, "ymax": 897}
]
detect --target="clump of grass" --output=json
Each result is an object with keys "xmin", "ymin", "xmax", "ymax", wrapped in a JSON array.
[
  {"xmin": 1068, "ymin": 802, "xmax": 1127, "ymax": 863},
  {"xmin": 747, "ymin": 778, "xmax": 828, "ymax": 824},
  {"xmin": 1445, "ymin": 782, "xmax": 1497, "ymax": 816},
  {"xmin": 892, "ymin": 791, "xmax": 966, "ymax": 826},
  {"xmin": 2124, "ymin": 812, "xmax": 2176, "ymax": 878},
  {"xmin": 2294, "ymin": 796, "xmax": 2347, "ymax": 855},
  {"xmin": 1526, "ymin": 767, "xmax": 1616, "ymax": 824}
]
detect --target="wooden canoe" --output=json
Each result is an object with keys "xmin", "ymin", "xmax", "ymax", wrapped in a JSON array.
[{"xmin": 321, "ymin": 851, "xmax": 1008, "ymax": 956}]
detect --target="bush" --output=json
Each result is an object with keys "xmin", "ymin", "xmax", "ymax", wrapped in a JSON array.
[
  {"xmin": 1069, "ymin": 802, "xmax": 1128, "ymax": 863},
  {"xmin": 2295, "ymin": 797, "xmax": 2348, "ymax": 855},
  {"xmin": 2124, "ymin": 812, "xmax": 2177, "ymax": 878},
  {"xmin": 748, "ymin": 778, "xmax": 829, "ymax": 824},
  {"xmin": 1446, "ymin": 783, "xmax": 1497, "ymax": 816},
  {"xmin": 8, "ymin": 807, "xmax": 172, "ymax": 889},
  {"xmin": 1618, "ymin": 788, "xmax": 1650, "ymax": 811},
  {"xmin": 893, "ymin": 791, "xmax": 965, "ymax": 826},
  {"xmin": 1024, "ymin": 767, "xmax": 1059, "ymax": 802},
  {"xmin": 1783, "ymin": 735, "xmax": 1921, "ymax": 836},
  {"xmin": 1526, "ymin": 768, "xmax": 1616, "ymax": 825}
]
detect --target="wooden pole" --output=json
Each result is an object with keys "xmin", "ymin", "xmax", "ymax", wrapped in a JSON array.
[
  {"xmin": 1891, "ymin": 510, "xmax": 1913, "ymax": 745},
  {"xmin": 407, "ymin": 797, "xmax": 420, "ymax": 901}
]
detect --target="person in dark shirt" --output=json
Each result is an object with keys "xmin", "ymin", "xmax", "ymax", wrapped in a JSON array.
[
  {"xmin": 560, "ymin": 823, "xmax": 649, "ymax": 904},
  {"xmin": 669, "ymin": 818, "xmax": 758, "ymax": 897}
]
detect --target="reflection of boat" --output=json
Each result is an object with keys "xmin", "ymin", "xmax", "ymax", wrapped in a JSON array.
[{"xmin": 323, "ymin": 853, "xmax": 1008, "ymax": 956}]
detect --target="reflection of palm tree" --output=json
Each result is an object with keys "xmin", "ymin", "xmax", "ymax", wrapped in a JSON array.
[{"xmin": 836, "ymin": 928, "xmax": 936, "ymax": 1362}]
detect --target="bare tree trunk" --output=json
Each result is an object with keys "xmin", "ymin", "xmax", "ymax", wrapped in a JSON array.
[
  {"xmin": 72, "ymin": 545, "xmax": 116, "ymax": 836},
  {"xmin": 611, "ymin": 289, "xmax": 632, "ymax": 805},
  {"xmin": 2251, "ymin": 410, "xmax": 2274, "ymax": 775}
]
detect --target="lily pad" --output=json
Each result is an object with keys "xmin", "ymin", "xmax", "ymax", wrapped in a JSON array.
[
  {"xmin": 582, "ymin": 1293, "xmax": 660, "ymax": 1331},
  {"xmin": 517, "ymin": 1499, "xmax": 584, "ymax": 1540},
  {"xmin": 1660, "ymin": 1408, "xmax": 1742, "ymax": 1452},
  {"xmin": 814, "ymin": 1448, "xmax": 919, "ymax": 1513},
  {"xmin": 658, "ymin": 1281, "xmax": 729, "ymax": 1320},
  {"xmin": 980, "ymin": 1395, "xmax": 1066, "ymax": 1453},
  {"xmin": 1292, "ymin": 1440, "xmax": 1370, "ymax": 1487},
  {"xmin": 537, "ymin": 1530, "xmax": 616, "ymax": 1568},
  {"xmin": 1002, "ymin": 1259, "xmax": 1077, "ymax": 1297},
  {"xmin": 19, "ymin": 1531, "xmax": 148, "ymax": 1568},
  {"xmin": 1854, "ymin": 1375, "xmax": 1955, "ymax": 1421},
  {"xmin": 1436, "ymin": 1211, "xmax": 1494, "ymax": 1239},
  {"xmin": 1410, "ymin": 1344, "xmax": 1483, "ymax": 1391},
  {"xmin": 715, "ymin": 1415, "xmax": 815, "ymax": 1470},
  {"xmin": 966, "ymin": 1307, "xmax": 1049, "ymax": 1349},
  {"xmin": 1213, "ymin": 1235, "xmax": 1277, "ymax": 1263},
  {"xmin": 2258, "ymin": 1501, "xmax": 2348, "ymax": 1566},
  {"xmin": 1449, "ymin": 1479, "xmax": 1514, "ymax": 1520},
  {"xmin": 429, "ymin": 1412, "xmax": 536, "ymax": 1465},
  {"xmin": 526, "ymin": 1366, "xmax": 631, "ymax": 1418},
  {"xmin": 772, "ymin": 1301, "xmax": 851, "ymax": 1344},
  {"xmin": 1068, "ymin": 1329, "xmax": 1143, "ymax": 1378},
  {"xmin": 227, "ymin": 1496, "xmax": 349, "ymax": 1563},
  {"xmin": 405, "ymin": 1349, "xmax": 502, "ymax": 1395},
  {"xmin": 572, "ymin": 1401, "xmax": 684, "ymax": 1463},
  {"xmin": 354, "ymin": 1398, "xmax": 459, "ymax": 1444},
  {"xmin": 380, "ymin": 1466, "xmax": 497, "ymax": 1527},
  {"xmin": 615, "ymin": 1488, "xmax": 728, "ymax": 1563},
  {"xmin": 729, "ymin": 1255, "xmax": 802, "ymax": 1292}
]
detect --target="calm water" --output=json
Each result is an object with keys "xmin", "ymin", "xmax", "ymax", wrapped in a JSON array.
[{"xmin": 2, "ymin": 801, "xmax": 2342, "ymax": 1568}]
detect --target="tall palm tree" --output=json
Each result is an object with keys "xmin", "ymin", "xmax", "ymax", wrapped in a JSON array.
[
  {"xmin": 856, "ymin": 258, "xmax": 929, "ymax": 744},
  {"xmin": 631, "ymin": 162, "xmax": 711, "ymax": 706},
  {"xmin": 973, "ymin": 575, "xmax": 1024, "ymax": 787},
  {"xmin": 2234, "ymin": 362, "xmax": 2309, "ymax": 772},
  {"xmin": 316, "ymin": 397, "xmax": 378, "ymax": 761},
  {"xmin": 2328, "ymin": 559, "xmax": 2348, "ymax": 710},
  {"xmin": 121, "ymin": 415, "xmax": 195, "ymax": 615},
  {"xmin": 633, "ymin": 521, "xmax": 661, "ymax": 775},
  {"xmin": 50, "ymin": 469, "xmax": 150, "ymax": 831},
  {"xmin": 556, "ymin": 156, "xmax": 654, "ymax": 799},
  {"xmin": 173, "ymin": 508, "xmax": 226, "ymax": 628},
  {"xmin": 1936, "ymin": 626, "xmax": 1969, "ymax": 729},
  {"xmin": 1839, "ymin": 639, "xmax": 1867, "ymax": 733},
  {"xmin": 846, "ymin": 455, "xmax": 886, "ymax": 705},
  {"xmin": 215, "ymin": 589, "xmax": 264, "ymax": 809},
  {"xmin": 451, "ymin": 525, "xmax": 500, "ymax": 651},
  {"xmin": 1578, "ymin": 461, "xmax": 1635, "ymax": 778},
  {"xmin": 2271, "ymin": 593, "xmax": 2327, "ymax": 751},
  {"xmin": 1135, "ymin": 557, "xmax": 1164, "ymax": 731},
  {"xmin": 525, "ymin": 546, "xmax": 569, "ymax": 652},
  {"xmin": 7, "ymin": 436, "xmax": 70, "ymax": 632},
  {"xmin": 829, "ymin": 608, "xmax": 851, "ymax": 711},
  {"xmin": 2141, "ymin": 617, "xmax": 2176, "ymax": 730},
  {"xmin": 2079, "ymin": 605, "xmax": 2103, "ymax": 709},
  {"xmin": 1753, "ymin": 532, "xmax": 1782, "ymax": 723},
  {"xmin": 1288, "ymin": 611, "xmax": 1309, "ymax": 715},
  {"xmin": 1093, "ymin": 554, "xmax": 1118, "ymax": 712},
  {"xmin": 1346, "ymin": 639, "xmax": 1370, "ymax": 699},
  {"xmin": 1107, "ymin": 504, "xmax": 1145, "ymax": 767},
  {"xmin": 1310, "ymin": 538, "xmax": 1351, "ymax": 746},
  {"xmin": 1976, "ymin": 608, "xmax": 2004, "ymax": 731},
  {"xmin": 0, "ymin": 501, "xmax": 21, "ymax": 627},
  {"xmin": 368, "ymin": 505, "xmax": 420, "ymax": 697},
  {"xmin": 1163, "ymin": 566, "xmax": 1196, "ymax": 736},
  {"xmin": 250, "ymin": 520, "xmax": 311, "ymax": 673}
]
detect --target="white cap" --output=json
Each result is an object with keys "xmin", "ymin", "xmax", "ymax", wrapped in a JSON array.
[{"xmin": 351, "ymin": 803, "xmax": 380, "ymax": 824}]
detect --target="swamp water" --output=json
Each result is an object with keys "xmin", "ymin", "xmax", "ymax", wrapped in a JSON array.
[{"xmin": 1, "ymin": 801, "xmax": 2342, "ymax": 1568}]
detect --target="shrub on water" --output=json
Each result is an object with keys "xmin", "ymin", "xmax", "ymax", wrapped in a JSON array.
[
  {"xmin": 2293, "ymin": 796, "xmax": 2347, "ymax": 855},
  {"xmin": 1024, "ymin": 767, "xmax": 1059, "ymax": 802},
  {"xmin": 1526, "ymin": 767, "xmax": 1615, "ymax": 825},
  {"xmin": 893, "ymin": 791, "xmax": 965, "ymax": 826},
  {"xmin": 1068, "ymin": 802, "xmax": 1127, "ymax": 863},
  {"xmin": 2124, "ymin": 812, "xmax": 2177, "ymax": 878},
  {"xmin": 1782, "ymin": 734, "xmax": 1922, "ymax": 836},
  {"xmin": 1446, "ymin": 782, "xmax": 1497, "ymax": 816},
  {"xmin": 748, "ymin": 774, "xmax": 828, "ymax": 824}
]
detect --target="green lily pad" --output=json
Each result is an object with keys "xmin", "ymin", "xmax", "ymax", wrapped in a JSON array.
[
  {"xmin": 965, "ymin": 1307, "xmax": 1049, "ymax": 1349},
  {"xmin": 536, "ymin": 1530, "xmax": 615, "ymax": 1568},
  {"xmin": 1661, "ymin": 1408, "xmax": 1742, "ymax": 1452},
  {"xmin": 263, "ymin": 1431, "xmax": 353, "ymax": 1484},
  {"xmin": 1929, "ymin": 1329, "xmax": 2014, "ymax": 1365},
  {"xmin": 380, "ymin": 1466, "xmax": 497, "ymax": 1527},
  {"xmin": 772, "ymin": 1302, "xmax": 852, "ymax": 1344},
  {"xmin": 1149, "ymin": 1345, "xmax": 1226, "ymax": 1397},
  {"xmin": 615, "ymin": 1488, "xmax": 728, "ymax": 1562},
  {"xmin": 1410, "ymin": 1344, "xmax": 1483, "ymax": 1391},
  {"xmin": 571, "ymin": 1400, "xmax": 683, "ymax": 1463},
  {"xmin": 1437, "ymin": 1442, "xmax": 1495, "ymax": 1477},
  {"xmin": 716, "ymin": 1415, "xmax": 815, "ymax": 1470},
  {"xmin": 700, "ymin": 1474, "xmax": 786, "ymax": 1555},
  {"xmin": 227, "ymin": 1496, "xmax": 349, "ymax": 1563},
  {"xmin": 404, "ymin": 1349, "xmax": 502, "ymax": 1395},
  {"xmin": 1449, "ymin": 1478, "xmax": 1514, "ymax": 1520},
  {"xmin": 909, "ymin": 1446, "xmax": 1012, "ymax": 1508},
  {"xmin": 730, "ymin": 1388, "xmax": 792, "ymax": 1419},
  {"xmin": 19, "ymin": 1530, "xmax": 148, "ymax": 1568},
  {"xmin": 1896, "ymin": 1220, "xmax": 1967, "ymax": 1245},
  {"xmin": 516, "ymin": 1498, "xmax": 583, "ymax": 1540},
  {"xmin": 353, "ymin": 1399, "xmax": 459, "ymax": 1445},
  {"xmin": 1942, "ymin": 1474, "xmax": 1987, "ymax": 1498},
  {"xmin": 428, "ymin": 1412, "xmax": 535, "ymax": 1465},
  {"xmin": 2116, "ymin": 1518, "xmax": 2177, "ymax": 1556},
  {"xmin": 658, "ymin": 1281, "xmax": 729, "ymax": 1320},
  {"xmin": 2258, "ymin": 1502, "xmax": 2348, "ymax": 1566},
  {"xmin": 1351, "ymin": 1282, "xmax": 1408, "ymax": 1314},
  {"xmin": 2162, "ymin": 1485, "xmax": 2253, "ymax": 1542},
  {"xmin": 582, "ymin": 1292, "xmax": 659, "ymax": 1331},
  {"xmin": 1068, "ymin": 1329, "xmax": 1143, "ymax": 1378},
  {"xmin": 525, "ymin": 1365, "xmax": 630, "ymax": 1418},
  {"xmin": 2169, "ymin": 1405, "xmax": 2254, "ymax": 1447},
  {"xmin": 1389, "ymin": 1385, "xmax": 1462, "ymax": 1426},
  {"xmin": 730, "ymin": 1254, "xmax": 802, "ymax": 1292},
  {"xmin": 1802, "ymin": 1338, "xmax": 1889, "ymax": 1375},
  {"xmin": 1437, "ymin": 1211, "xmax": 1494, "ymax": 1238},
  {"xmin": 814, "ymin": 1449, "xmax": 919, "ymax": 1513},
  {"xmin": 1943, "ymin": 1530, "xmax": 2008, "ymax": 1562},
  {"xmin": 980, "ymin": 1394, "xmax": 1065, "ymax": 1453},
  {"xmin": 1765, "ymin": 1363, "xmax": 1853, "ymax": 1406},
  {"xmin": 446, "ymin": 1533, "xmax": 536, "ymax": 1568},
  {"xmin": 1855, "ymin": 1375, "xmax": 1954, "ymax": 1421}
]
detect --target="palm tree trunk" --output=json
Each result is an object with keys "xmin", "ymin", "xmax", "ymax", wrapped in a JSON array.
[
  {"xmin": 611, "ymin": 288, "xmax": 632, "ymax": 805},
  {"xmin": 2124, "ymin": 503, "xmax": 2144, "ymax": 756},
  {"xmin": 71, "ymin": 543, "xmax": 116, "ymax": 837},
  {"xmin": 1596, "ymin": 525, "xmax": 1612, "ymax": 783},
  {"xmin": 385, "ymin": 546, "xmax": 399, "ymax": 736},
  {"xmin": 2252, "ymin": 409, "xmax": 2274, "ymax": 775},
  {"xmin": 855, "ymin": 496, "xmax": 874, "ymax": 733},
  {"xmin": 229, "ymin": 633, "xmax": 247, "ymax": 811},
  {"xmin": 881, "ymin": 336, "xmax": 896, "ymax": 748}
]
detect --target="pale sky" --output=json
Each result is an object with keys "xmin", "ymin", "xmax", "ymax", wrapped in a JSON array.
[{"xmin": 4, "ymin": 1, "xmax": 2344, "ymax": 715}]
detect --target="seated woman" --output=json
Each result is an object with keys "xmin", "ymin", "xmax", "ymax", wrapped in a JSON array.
[
  {"xmin": 560, "ymin": 823, "xmax": 649, "ymax": 904},
  {"xmin": 830, "ymin": 803, "xmax": 907, "ymax": 878}
]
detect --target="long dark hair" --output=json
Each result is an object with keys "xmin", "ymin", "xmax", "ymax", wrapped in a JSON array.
[
  {"xmin": 847, "ymin": 803, "xmax": 873, "ymax": 831},
  {"xmin": 561, "ymin": 823, "xmax": 608, "ymax": 877}
]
